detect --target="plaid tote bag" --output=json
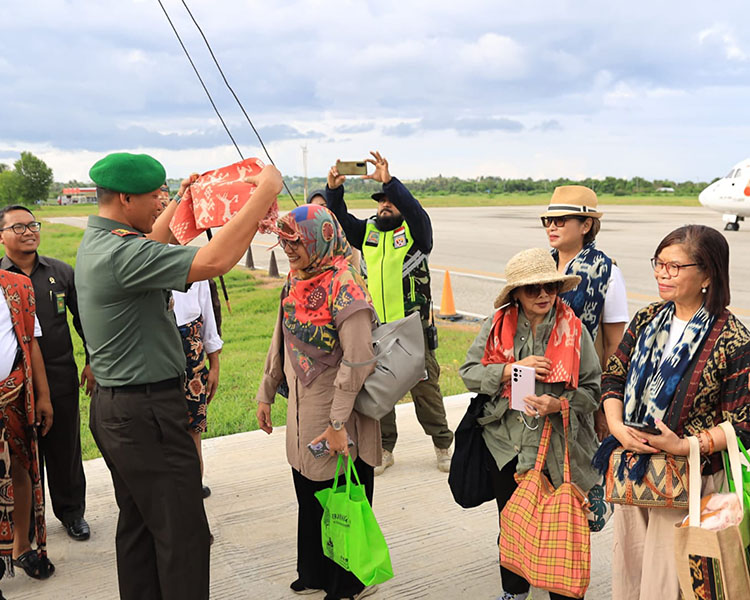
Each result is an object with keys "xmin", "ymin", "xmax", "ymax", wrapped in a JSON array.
[{"xmin": 499, "ymin": 398, "xmax": 591, "ymax": 598}]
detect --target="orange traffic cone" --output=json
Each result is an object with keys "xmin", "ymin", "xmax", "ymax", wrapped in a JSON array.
[{"xmin": 438, "ymin": 271, "xmax": 459, "ymax": 320}]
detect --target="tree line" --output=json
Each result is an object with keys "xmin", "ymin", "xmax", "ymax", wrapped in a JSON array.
[{"xmin": 0, "ymin": 151, "xmax": 716, "ymax": 207}]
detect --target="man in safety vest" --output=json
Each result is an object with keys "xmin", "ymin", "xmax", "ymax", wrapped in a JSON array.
[{"xmin": 326, "ymin": 151, "xmax": 453, "ymax": 475}]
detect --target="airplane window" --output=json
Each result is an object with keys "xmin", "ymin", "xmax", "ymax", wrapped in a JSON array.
[
  {"xmin": 725, "ymin": 170, "xmax": 735, "ymax": 178},
  {"xmin": 735, "ymin": 169, "xmax": 742, "ymax": 178}
]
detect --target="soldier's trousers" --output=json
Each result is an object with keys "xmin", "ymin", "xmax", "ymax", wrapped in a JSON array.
[
  {"xmin": 90, "ymin": 379, "xmax": 210, "ymax": 600},
  {"xmin": 380, "ymin": 327, "xmax": 454, "ymax": 452},
  {"xmin": 38, "ymin": 388, "xmax": 86, "ymax": 524}
]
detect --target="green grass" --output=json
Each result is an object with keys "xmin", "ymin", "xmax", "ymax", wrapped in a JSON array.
[
  {"xmin": 36, "ymin": 190, "xmax": 700, "ymax": 220},
  {"xmin": 35, "ymin": 222, "xmax": 481, "ymax": 460}
]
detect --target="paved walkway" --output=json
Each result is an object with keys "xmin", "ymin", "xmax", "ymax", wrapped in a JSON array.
[{"xmin": 2, "ymin": 395, "xmax": 612, "ymax": 600}]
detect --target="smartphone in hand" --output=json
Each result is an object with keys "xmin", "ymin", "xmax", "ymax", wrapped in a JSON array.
[
  {"xmin": 510, "ymin": 364, "xmax": 535, "ymax": 411},
  {"xmin": 336, "ymin": 160, "xmax": 368, "ymax": 176},
  {"xmin": 624, "ymin": 421, "xmax": 662, "ymax": 436},
  {"xmin": 307, "ymin": 436, "xmax": 355, "ymax": 459}
]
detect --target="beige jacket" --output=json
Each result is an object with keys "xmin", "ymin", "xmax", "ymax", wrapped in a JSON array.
[{"xmin": 256, "ymin": 307, "xmax": 382, "ymax": 481}]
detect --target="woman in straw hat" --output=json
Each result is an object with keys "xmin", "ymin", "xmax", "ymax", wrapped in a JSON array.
[
  {"xmin": 460, "ymin": 248, "xmax": 601, "ymax": 600},
  {"xmin": 540, "ymin": 185, "xmax": 628, "ymax": 438}
]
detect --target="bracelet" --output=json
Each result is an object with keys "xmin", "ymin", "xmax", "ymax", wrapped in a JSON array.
[
  {"xmin": 705, "ymin": 429, "xmax": 715, "ymax": 455},
  {"xmin": 173, "ymin": 193, "xmax": 182, "ymax": 205},
  {"xmin": 697, "ymin": 431, "xmax": 708, "ymax": 454}
]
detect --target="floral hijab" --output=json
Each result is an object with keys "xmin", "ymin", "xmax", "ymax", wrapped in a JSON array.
[{"xmin": 275, "ymin": 205, "xmax": 374, "ymax": 385}]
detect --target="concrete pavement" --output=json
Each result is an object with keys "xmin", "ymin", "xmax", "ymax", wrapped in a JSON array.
[{"xmin": 2, "ymin": 395, "xmax": 613, "ymax": 600}]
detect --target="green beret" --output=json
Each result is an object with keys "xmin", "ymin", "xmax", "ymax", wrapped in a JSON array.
[{"xmin": 89, "ymin": 152, "xmax": 166, "ymax": 194}]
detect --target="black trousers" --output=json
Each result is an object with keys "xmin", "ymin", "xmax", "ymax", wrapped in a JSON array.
[
  {"xmin": 90, "ymin": 381, "xmax": 210, "ymax": 600},
  {"xmin": 490, "ymin": 457, "xmax": 583, "ymax": 600},
  {"xmin": 38, "ymin": 389, "xmax": 86, "ymax": 524},
  {"xmin": 292, "ymin": 456, "xmax": 374, "ymax": 599}
]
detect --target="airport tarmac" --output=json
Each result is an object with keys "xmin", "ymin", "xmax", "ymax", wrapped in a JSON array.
[{"xmin": 50, "ymin": 203, "xmax": 750, "ymax": 326}]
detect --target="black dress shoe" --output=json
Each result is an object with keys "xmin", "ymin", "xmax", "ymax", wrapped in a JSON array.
[
  {"xmin": 202, "ymin": 485, "xmax": 211, "ymax": 499},
  {"xmin": 64, "ymin": 517, "xmax": 91, "ymax": 541}
]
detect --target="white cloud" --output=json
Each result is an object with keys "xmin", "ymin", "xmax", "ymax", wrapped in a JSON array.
[{"xmin": 698, "ymin": 25, "xmax": 748, "ymax": 61}]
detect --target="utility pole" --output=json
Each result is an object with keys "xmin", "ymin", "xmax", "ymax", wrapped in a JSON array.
[{"xmin": 302, "ymin": 144, "xmax": 308, "ymax": 202}]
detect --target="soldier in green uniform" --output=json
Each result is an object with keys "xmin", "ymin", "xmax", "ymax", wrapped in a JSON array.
[
  {"xmin": 76, "ymin": 152, "xmax": 282, "ymax": 600},
  {"xmin": 326, "ymin": 151, "xmax": 454, "ymax": 474}
]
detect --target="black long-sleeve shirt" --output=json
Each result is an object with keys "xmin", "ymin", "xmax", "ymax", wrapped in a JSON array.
[
  {"xmin": 1, "ymin": 254, "xmax": 87, "ymax": 396},
  {"xmin": 326, "ymin": 177, "xmax": 433, "ymax": 254}
]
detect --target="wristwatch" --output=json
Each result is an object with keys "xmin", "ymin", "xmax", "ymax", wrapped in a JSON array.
[{"xmin": 330, "ymin": 419, "xmax": 345, "ymax": 431}]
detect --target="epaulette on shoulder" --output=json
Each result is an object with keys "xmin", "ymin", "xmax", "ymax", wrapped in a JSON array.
[{"xmin": 110, "ymin": 228, "xmax": 138, "ymax": 237}]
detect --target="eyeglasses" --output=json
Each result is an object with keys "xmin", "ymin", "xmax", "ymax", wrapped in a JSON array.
[
  {"xmin": 520, "ymin": 282, "xmax": 561, "ymax": 296},
  {"xmin": 540, "ymin": 216, "xmax": 586, "ymax": 228},
  {"xmin": 159, "ymin": 186, "xmax": 170, "ymax": 193},
  {"xmin": 650, "ymin": 257, "xmax": 700, "ymax": 277},
  {"xmin": 1, "ymin": 221, "xmax": 42, "ymax": 235},
  {"xmin": 279, "ymin": 237, "xmax": 302, "ymax": 250}
]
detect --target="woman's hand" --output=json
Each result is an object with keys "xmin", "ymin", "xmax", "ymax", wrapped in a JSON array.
[
  {"xmin": 637, "ymin": 419, "xmax": 690, "ymax": 456},
  {"xmin": 206, "ymin": 366, "xmax": 219, "ymax": 403},
  {"xmin": 516, "ymin": 355, "xmax": 552, "ymax": 380},
  {"xmin": 523, "ymin": 394, "xmax": 562, "ymax": 418},
  {"xmin": 256, "ymin": 402, "xmax": 273, "ymax": 434},
  {"xmin": 311, "ymin": 425, "xmax": 349, "ymax": 457},
  {"xmin": 609, "ymin": 420, "xmax": 658, "ymax": 454}
]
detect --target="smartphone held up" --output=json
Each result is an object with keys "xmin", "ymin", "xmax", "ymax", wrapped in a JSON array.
[{"xmin": 336, "ymin": 160, "xmax": 368, "ymax": 176}]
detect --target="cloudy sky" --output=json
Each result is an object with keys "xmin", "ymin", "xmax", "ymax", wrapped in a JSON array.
[{"xmin": 2, "ymin": 0, "xmax": 750, "ymax": 182}]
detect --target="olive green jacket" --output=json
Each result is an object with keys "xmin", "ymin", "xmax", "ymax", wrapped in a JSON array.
[{"xmin": 459, "ymin": 306, "xmax": 602, "ymax": 491}]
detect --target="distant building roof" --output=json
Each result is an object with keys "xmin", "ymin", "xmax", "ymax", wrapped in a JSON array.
[
  {"xmin": 656, "ymin": 187, "xmax": 675, "ymax": 193},
  {"xmin": 61, "ymin": 187, "xmax": 97, "ymax": 195}
]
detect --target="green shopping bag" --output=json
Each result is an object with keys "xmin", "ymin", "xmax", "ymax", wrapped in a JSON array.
[
  {"xmin": 314, "ymin": 455, "xmax": 394, "ymax": 586},
  {"xmin": 724, "ymin": 435, "xmax": 750, "ymax": 508}
]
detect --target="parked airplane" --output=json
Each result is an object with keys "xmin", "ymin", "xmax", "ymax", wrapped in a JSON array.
[{"xmin": 699, "ymin": 158, "xmax": 750, "ymax": 231}]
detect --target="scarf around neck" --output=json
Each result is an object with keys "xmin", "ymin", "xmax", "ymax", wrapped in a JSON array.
[
  {"xmin": 552, "ymin": 242, "xmax": 612, "ymax": 340},
  {"xmin": 276, "ymin": 205, "xmax": 374, "ymax": 385},
  {"xmin": 623, "ymin": 301, "xmax": 714, "ymax": 427},
  {"xmin": 481, "ymin": 298, "xmax": 582, "ymax": 398}
]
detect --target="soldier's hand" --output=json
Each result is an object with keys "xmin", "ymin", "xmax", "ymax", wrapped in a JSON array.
[
  {"xmin": 244, "ymin": 165, "xmax": 283, "ymax": 195},
  {"xmin": 36, "ymin": 395, "xmax": 54, "ymax": 436},
  {"xmin": 327, "ymin": 164, "xmax": 346, "ymax": 189},
  {"xmin": 363, "ymin": 150, "xmax": 391, "ymax": 184},
  {"xmin": 80, "ymin": 364, "xmax": 96, "ymax": 396},
  {"xmin": 178, "ymin": 172, "xmax": 200, "ymax": 197}
]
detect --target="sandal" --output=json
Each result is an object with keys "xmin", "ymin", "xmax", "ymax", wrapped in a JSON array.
[{"xmin": 12, "ymin": 549, "xmax": 55, "ymax": 580}]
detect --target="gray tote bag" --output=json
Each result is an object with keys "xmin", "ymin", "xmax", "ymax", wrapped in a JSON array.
[{"xmin": 346, "ymin": 312, "xmax": 426, "ymax": 421}]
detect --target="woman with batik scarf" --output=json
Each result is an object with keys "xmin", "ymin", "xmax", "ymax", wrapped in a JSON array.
[
  {"xmin": 460, "ymin": 248, "xmax": 601, "ymax": 600},
  {"xmin": 592, "ymin": 225, "xmax": 750, "ymax": 600},
  {"xmin": 540, "ymin": 186, "xmax": 628, "ymax": 439},
  {"xmin": 255, "ymin": 204, "xmax": 381, "ymax": 600},
  {"xmin": 0, "ymin": 270, "xmax": 55, "ymax": 588}
]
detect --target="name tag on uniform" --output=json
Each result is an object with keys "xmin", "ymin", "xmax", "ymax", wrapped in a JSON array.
[
  {"xmin": 54, "ymin": 291, "xmax": 66, "ymax": 315},
  {"xmin": 393, "ymin": 227, "xmax": 407, "ymax": 249},
  {"xmin": 365, "ymin": 230, "xmax": 380, "ymax": 247}
]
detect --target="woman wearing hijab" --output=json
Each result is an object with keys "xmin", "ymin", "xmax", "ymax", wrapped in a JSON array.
[
  {"xmin": 460, "ymin": 248, "xmax": 601, "ymax": 600},
  {"xmin": 255, "ymin": 204, "xmax": 381, "ymax": 600},
  {"xmin": 594, "ymin": 225, "xmax": 750, "ymax": 600}
]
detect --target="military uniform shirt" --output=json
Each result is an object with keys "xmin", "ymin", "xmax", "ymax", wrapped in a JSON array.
[
  {"xmin": 75, "ymin": 216, "xmax": 199, "ymax": 387},
  {"xmin": 1, "ymin": 254, "xmax": 86, "ymax": 394}
]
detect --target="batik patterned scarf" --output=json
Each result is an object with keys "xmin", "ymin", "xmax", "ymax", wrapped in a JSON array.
[
  {"xmin": 622, "ymin": 302, "xmax": 714, "ymax": 426},
  {"xmin": 481, "ymin": 298, "xmax": 582, "ymax": 398},
  {"xmin": 276, "ymin": 205, "xmax": 374, "ymax": 386},
  {"xmin": 552, "ymin": 242, "xmax": 612, "ymax": 339}
]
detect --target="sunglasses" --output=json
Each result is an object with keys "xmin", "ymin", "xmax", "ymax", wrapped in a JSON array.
[
  {"xmin": 519, "ymin": 282, "xmax": 561, "ymax": 296},
  {"xmin": 279, "ymin": 237, "xmax": 302, "ymax": 250},
  {"xmin": 540, "ymin": 216, "xmax": 587, "ymax": 228}
]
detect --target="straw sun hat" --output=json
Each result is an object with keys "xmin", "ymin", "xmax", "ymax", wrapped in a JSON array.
[
  {"xmin": 494, "ymin": 248, "xmax": 581, "ymax": 308},
  {"xmin": 539, "ymin": 185, "xmax": 603, "ymax": 219}
]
